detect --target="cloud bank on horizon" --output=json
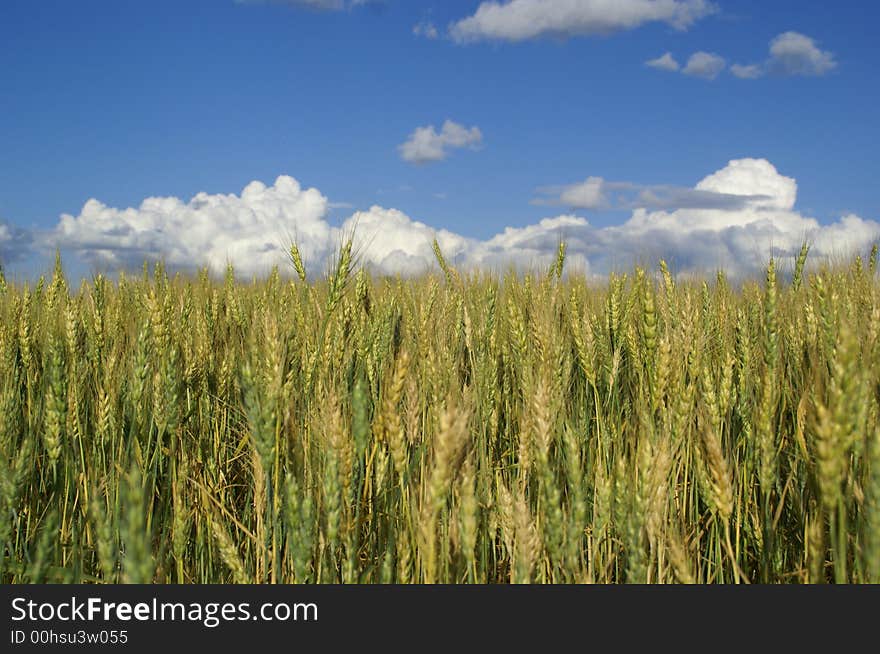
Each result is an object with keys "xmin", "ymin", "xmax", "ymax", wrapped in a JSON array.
[{"xmin": 43, "ymin": 158, "xmax": 879, "ymax": 280}]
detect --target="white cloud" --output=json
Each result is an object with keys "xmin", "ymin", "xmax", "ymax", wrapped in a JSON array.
[
  {"xmin": 343, "ymin": 207, "xmax": 475, "ymax": 276},
  {"xmin": 682, "ymin": 51, "xmax": 726, "ymax": 79},
  {"xmin": 53, "ymin": 176, "xmax": 334, "ymax": 277},
  {"xmin": 449, "ymin": 0, "xmax": 716, "ymax": 43},
  {"xmin": 413, "ymin": 21, "xmax": 439, "ymax": 40},
  {"xmin": 695, "ymin": 158, "xmax": 796, "ymax": 211},
  {"xmin": 811, "ymin": 214, "xmax": 880, "ymax": 257},
  {"xmin": 556, "ymin": 177, "xmax": 609, "ymax": 209},
  {"xmin": 50, "ymin": 160, "xmax": 879, "ymax": 280},
  {"xmin": 768, "ymin": 31, "xmax": 836, "ymax": 76},
  {"xmin": 645, "ymin": 50, "xmax": 729, "ymax": 81},
  {"xmin": 730, "ymin": 63, "xmax": 763, "ymax": 79},
  {"xmin": 646, "ymin": 52, "xmax": 680, "ymax": 72},
  {"xmin": 398, "ymin": 120, "xmax": 483, "ymax": 165},
  {"xmin": 489, "ymin": 159, "xmax": 879, "ymax": 278},
  {"xmin": 471, "ymin": 215, "xmax": 593, "ymax": 273},
  {"xmin": 549, "ymin": 159, "xmax": 877, "ymax": 277},
  {"xmin": 732, "ymin": 31, "xmax": 837, "ymax": 79}
]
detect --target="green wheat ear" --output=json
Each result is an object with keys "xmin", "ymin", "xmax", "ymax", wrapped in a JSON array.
[
  {"xmin": 121, "ymin": 464, "xmax": 154, "ymax": 584},
  {"xmin": 550, "ymin": 240, "xmax": 567, "ymax": 279},
  {"xmin": 289, "ymin": 242, "xmax": 308, "ymax": 283},
  {"xmin": 432, "ymin": 238, "xmax": 456, "ymax": 285},
  {"xmin": 793, "ymin": 242, "xmax": 810, "ymax": 292}
]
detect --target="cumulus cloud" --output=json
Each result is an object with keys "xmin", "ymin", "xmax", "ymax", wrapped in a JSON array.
[
  {"xmin": 53, "ymin": 176, "xmax": 334, "ymax": 277},
  {"xmin": 51, "ymin": 159, "xmax": 878, "ymax": 280},
  {"xmin": 695, "ymin": 158, "xmax": 796, "ymax": 211},
  {"xmin": 682, "ymin": 51, "xmax": 726, "ymax": 79},
  {"xmin": 732, "ymin": 31, "xmax": 837, "ymax": 79},
  {"xmin": 398, "ymin": 120, "xmax": 483, "ymax": 165},
  {"xmin": 449, "ymin": 0, "xmax": 716, "ymax": 43},
  {"xmin": 471, "ymin": 215, "xmax": 593, "ymax": 273},
  {"xmin": 768, "ymin": 31, "xmax": 837, "ymax": 76},
  {"xmin": 464, "ymin": 159, "xmax": 876, "ymax": 278},
  {"xmin": 343, "ymin": 207, "xmax": 475, "ymax": 276},
  {"xmin": 646, "ymin": 52, "xmax": 680, "ymax": 72},
  {"xmin": 524, "ymin": 159, "xmax": 878, "ymax": 277}
]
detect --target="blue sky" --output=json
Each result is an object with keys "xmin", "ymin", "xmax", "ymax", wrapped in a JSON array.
[{"xmin": 1, "ymin": 0, "xmax": 878, "ymax": 279}]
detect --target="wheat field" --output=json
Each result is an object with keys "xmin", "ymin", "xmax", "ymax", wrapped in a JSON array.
[{"xmin": 1, "ymin": 241, "xmax": 879, "ymax": 584}]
